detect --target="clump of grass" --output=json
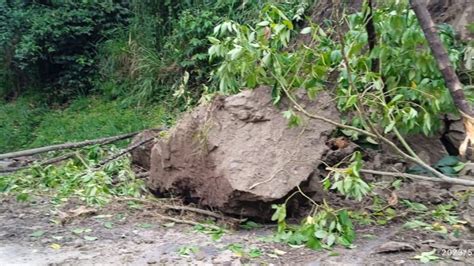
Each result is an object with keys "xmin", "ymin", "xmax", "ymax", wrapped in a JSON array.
[
  {"xmin": 0, "ymin": 96, "xmax": 172, "ymax": 152},
  {"xmin": 30, "ymin": 97, "xmax": 169, "ymax": 148},
  {"xmin": 0, "ymin": 96, "xmax": 49, "ymax": 153}
]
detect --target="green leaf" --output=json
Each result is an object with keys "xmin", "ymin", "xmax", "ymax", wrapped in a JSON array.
[
  {"xmin": 84, "ymin": 236, "xmax": 97, "ymax": 241},
  {"xmin": 163, "ymin": 222, "xmax": 176, "ymax": 228},
  {"xmin": 435, "ymin": 156, "xmax": 460, "ymax": 167},
  {"xmin": 138, "ymin": 223, "xmax": 153, "ymax": 229},
  {"xmin": 300, "ymin": 27, "xmax": 312, "ymax": 34},
  {"xmin": 452, "ymin": 162, "xmax": 465, "ymax": 172},
  {"xmin": 314, "ymin": 230, "xmax": 327, "ymax": 239},
  {"xmin": 326, "ymin": 234, "xmax": 336, "ymax": 246},
  {"xmin": 384, "ymin": 121, "xmax": 396, "ymax": 134},
  {"xmin": 103, "ymin": 222, "xmax": 113, "ymax": 229},
  {"xmin": 240, "ymin": 221, "xmax": 262, "ymax": 230},
  {"xmin": 403, "ymin": 219, "xmax": 429, "ymax": 229},
  {"xmin": 330, "ymin": 50, "xmax": 342, "ymax": 63},
  {"xmin": 30, "ymin": 230, "xmax": 45, "ymax": 237},
  {"xmin": 306, "ymin": 237, "xmax": 322, "ymax": 250},
  {"xmin": 249, "ymin": 248, "xmax": 262, "ymax": 258},
  {"xmin": 72, "ymin": 228, "xmax": 85, "ymax": 235},
  {"xmin": 345, "ymin": 95, "xmax": 357, "ymax": 109}
]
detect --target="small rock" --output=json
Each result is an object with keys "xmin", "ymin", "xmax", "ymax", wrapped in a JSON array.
[
  {"xmin": 147, "ymin": 260, "xmax": 157, "ymax": 264},
  {"xmin": 374, "ymin": 241, "xmax": 415, "ymax": 253},
  {"xmin": 448, "ymin": 239, "xmax": 463, "ymax": 246},
  {"xmin": 421, "ymin": 239, "xmax": 436, "ymax": 244},
  {"xmin": 73, "ymin": 240, "xmax": 83, "ymax": 248},
  {"xmin": 460, "ymin": 240, "xmax": 474, "ymax": 250},
  {"xmin": 393, "ymin": 260, "xmax": 406, "ymax": 265}
]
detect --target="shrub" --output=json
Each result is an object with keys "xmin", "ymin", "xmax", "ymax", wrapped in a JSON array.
[{"xmin": 0, "ymin": 0, "xmax": 130, "ymax": 101}]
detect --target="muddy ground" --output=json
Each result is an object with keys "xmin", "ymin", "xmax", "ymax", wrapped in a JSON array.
[{"xmin": 1, "ymin": 195, "xmax": 473, "ymax": 265}]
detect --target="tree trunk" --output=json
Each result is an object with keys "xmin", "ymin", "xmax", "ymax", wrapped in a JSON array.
[{"xmin": 410, "ymin": 0, "xmax": 474, "ymax": 157}]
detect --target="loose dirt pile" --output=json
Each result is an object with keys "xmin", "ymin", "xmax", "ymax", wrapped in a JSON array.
[{"xmin": 146, "ymin": 87, "xmax": 339, "ymax": 217}]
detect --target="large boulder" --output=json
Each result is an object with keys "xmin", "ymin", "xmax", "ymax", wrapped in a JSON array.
[{"xmin": 148, "ymin": 87, "xmax": 339, "ymax": 217}]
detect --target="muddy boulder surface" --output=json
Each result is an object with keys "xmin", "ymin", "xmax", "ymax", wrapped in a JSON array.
[
  {"xmin": 148, "ymin": 87, "xmax": 339, "ymax": 217},
  {"xmin": 130, "ymin": 129, "xmax": 161, "ymax": 171}
]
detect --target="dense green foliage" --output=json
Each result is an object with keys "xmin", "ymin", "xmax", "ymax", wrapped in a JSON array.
[
  {"xmin": 0, "ymin": 0, "xmax": 129, "ymax": 100},
  {"xmin": 0, "ymin": 0, "xmax": 311, "ymax": 153},
  {"xmin": 97, "ymin": 0, "xmax": 311, "ymax": 105},
  {"xmin": 209, "ymin": 2, "xmax": 469, "ymax": 138}
]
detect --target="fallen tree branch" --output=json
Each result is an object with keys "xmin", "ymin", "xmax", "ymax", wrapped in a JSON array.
[
  {"xmin": 359, "ymin": 169, "xmax": 474, "ymax": 186},
  {"xmin": 0, "ymin": 152, "xmax": 75, "ymax": 173},
  {"xmin": 0, "ymin": 131, "xmax": 141, "ymax": 160},
  {"xmin": 282, "ymin": 89, "xmax": 474, "ymax": 186},
  {"xmin": 94, "ymin": 136, "xmax": 157, "ymax": 169}
]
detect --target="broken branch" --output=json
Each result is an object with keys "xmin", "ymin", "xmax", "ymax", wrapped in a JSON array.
[
  {"xmin": 94, "ymin": 136, "xmax": 157, "ymax": 169},
  {"xmin": 360, "ymin": 168, "xmax": 474, "ymax": 186},
  {"xmin": 0, "ymin": 131, "xmax": 140, "ymax": 160},
  {"xmin": 283, "ymin": 88, "xmax": 474, "ymax": 186}
]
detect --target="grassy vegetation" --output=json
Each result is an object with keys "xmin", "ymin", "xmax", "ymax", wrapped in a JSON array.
[{"xmin": 0, "ymin": 96, "xmax": 171, "ymax": 153}]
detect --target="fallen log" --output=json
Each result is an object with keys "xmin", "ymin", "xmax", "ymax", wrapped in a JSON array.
[
  {"xmin": 0, "ymin": 131, "xmax": 140, "ymax": 160},
  {"xmin": 0, "ymin": 152, "xmax": 75, "ymax": 173}
]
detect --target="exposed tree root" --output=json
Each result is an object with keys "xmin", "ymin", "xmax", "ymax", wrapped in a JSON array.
[
  {"xmin": 155, "ymin": 213, "xmax": 223, "ymax": 231},
  {"xmin": 117, "ymin": 197, "xmax": 243, "ymax": 223}
]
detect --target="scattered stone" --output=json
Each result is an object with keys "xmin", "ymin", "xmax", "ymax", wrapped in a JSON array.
[{"xmin": 374, "ymin": 241, "xmax": 416, "ymax": 253}]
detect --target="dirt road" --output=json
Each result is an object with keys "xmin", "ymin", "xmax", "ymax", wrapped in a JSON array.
[{"xmin": 1, "ymin": 197, "xmax": 473, "ymax": 265}]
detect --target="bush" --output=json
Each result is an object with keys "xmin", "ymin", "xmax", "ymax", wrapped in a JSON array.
[{"xmin": 0, "ymin": 0, "xmax": 129, "ymax": 100}]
